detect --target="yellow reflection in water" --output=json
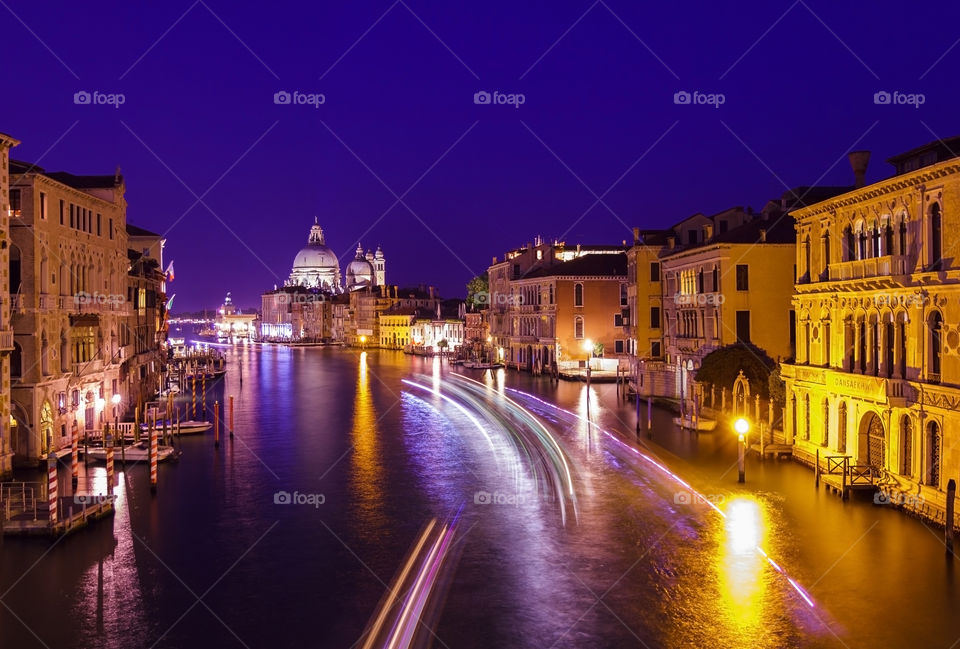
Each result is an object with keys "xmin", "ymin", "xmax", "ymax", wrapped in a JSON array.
[
  {"xmin": 350, "ymin": 352, "xmax": 384, "ymax": 517},
  {"xmin": 717, "ymin": 496, "xmax": 767, "ymax": 632}
]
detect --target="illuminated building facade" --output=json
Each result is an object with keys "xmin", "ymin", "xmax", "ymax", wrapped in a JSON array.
[
  {"xmin": 781, "ymin": 140, "xmax": 960, "ymax": 518},
  {"xmin": 0, "ymin": 133, "xmax": 18, "ymax": 476},
  {"xmin": 8, "ymin": 158, "xmax": 135, "ymax": 464}
]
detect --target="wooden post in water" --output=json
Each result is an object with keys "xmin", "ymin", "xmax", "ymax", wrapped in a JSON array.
[
  {"xmin": 105, "ymin": 427, "xmax": 114, "ymax": 490},
  {"xmin": 647, "ymin": 396, "xmax": 652, "ymax": 438},
  {"xmin": 191, "ymin": 376, "xmax": 196, "ymax": 419},
  {"xmin": 47, "ymin": 453, "xmax": 58, "ymax": 525},
  {"xmin": 202, "ymin": 374, "xmax": 207, "ymax": 421},
  {"xmin": 229, "ymin": 395, "xmax": 234, "ymax": 438},
  {"xmin": 815, "ymin": 448, "xmax": 821, "ymax": 487},
  {"xmin": 177, "ymin": 407, "xmax": 181, "ymax": 440},
  {"xmin": 149, "ymin": 422, "xmax": 157, "ymax": 494},
  {"xmin": 635, "ymin": 388, "xmax": 640, "ymax": 435},
  {"xmin": 214, "ymin": 401, "xmax": 220, "ymax": 448},
  {"xmin": 71, "ymin": 425, "xmax": 79, "ymax": 488},
  {"xmin": 947, "ymin": 479, "xmax": 956, "ymax": 557},
  {"xmin": 134, "ymin": 406, "xmax": 141, "ymax": 443}
]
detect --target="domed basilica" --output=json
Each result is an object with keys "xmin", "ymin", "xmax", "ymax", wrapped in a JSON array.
[{"xmin": 285, "ymin": 219, "xmax": 385, "ymax": 293}]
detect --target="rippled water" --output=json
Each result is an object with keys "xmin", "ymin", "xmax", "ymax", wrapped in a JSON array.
[{"xmin": 2, "ymin": 343, "xmax": 959, "ymax": 648}]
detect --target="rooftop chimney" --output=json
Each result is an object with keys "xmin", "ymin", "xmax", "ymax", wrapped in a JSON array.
[
  {"xmin": 849, "ymin": 150, "xmax": 871, "ymax": 188},
  {"xmin": 703, "ymin": 223, "xmax": 714, "ymax": 240},
  {"xmin": 759, "ymin": 229, "xmax": 767, "ymax": 243},
  {"xmin": 632, "ymin": 227, "xmax": 640, "ymax": 244},
  {"xmin": 667, "ymin": 236, "xmax": 676, "ymax": 250},
  {"xmin": 428, "ymin": 286, "xmax": 435, "ymax": 299}
]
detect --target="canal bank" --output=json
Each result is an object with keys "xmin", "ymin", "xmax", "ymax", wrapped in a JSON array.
[{"xmin": 1, "ymin": 347, "xmax": 959, "ymax": 648}]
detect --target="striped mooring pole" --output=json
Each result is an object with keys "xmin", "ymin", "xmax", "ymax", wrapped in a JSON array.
[
  {"xmin": 202, "ymin": 374, "xmax": 207, "ymax": 421},
  {"xmin": 149, "ymin": 423, "xmax": 158, "ymax": 494},
  {"xmin": 191, "ymin": 376, "xmax": 196, "ymax": 419},
  {"xmin": 105, "ymin": 430, "xmax": 115, "ymax": 490},
  {"xmin": 47, "ymin": 453, "xmax": 58, "ymax": 525},
  {"xmin": 71, "ymin": 426, "xmax": 79, "ymax": 487}
]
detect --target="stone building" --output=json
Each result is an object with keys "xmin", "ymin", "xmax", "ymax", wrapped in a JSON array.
[
  {"xmin": 8, "ymin": 158, "xmax": 132, "ymax": 464},
  {"xmin": 0, "ymin": 133, "xmax": 19, "ymax": 476},
  {"xmin": 781, "ymin": 140, "xmax": 960, "ymax": 521},
  {"xmin": 126, "ymin": 227, "xmax": 168, "ymax": 409},
  {"xmin": 486, "ymin": 238, "xmax": 627, "ymax": 372}
]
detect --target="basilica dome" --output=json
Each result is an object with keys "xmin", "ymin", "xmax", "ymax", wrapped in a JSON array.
[{"xmin": 286, "ymin": 219, "xmax": 342, "ymax": 292}]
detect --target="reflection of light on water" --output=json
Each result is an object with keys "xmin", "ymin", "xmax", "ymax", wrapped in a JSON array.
[
  {"xmin": 498, "ymin": 385, "xmax": 818, "ymax": 611},
  {"xmin": 719, "ymin": 497, "xmax": 766, "ymax": 630},
  {"xmin": 351, "ymin": 351, "xmax": 384, "ymax": 516}
]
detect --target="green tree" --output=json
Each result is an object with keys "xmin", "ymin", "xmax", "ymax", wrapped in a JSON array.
[
  {"xmin": 695, "ymin": 343, "xmax": 776, "ymax": 399},
  {"xmin": 768, "ymin": 366, "xmax": 786, "ymax": 408},
  {"xmin": 466, "ymin": 273, "xmax": 489, "ymax": 310}
]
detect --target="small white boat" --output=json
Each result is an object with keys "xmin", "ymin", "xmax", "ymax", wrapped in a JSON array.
[
  {"xmin": 673, "ymin": 415, "xmax": 718, "ymax": 431},
  {"xmin": 83, "ymin": 441, "xmax": 177, "ymax": 463},
  {"xmin": 140, "ymin": 420, "xmax": 212, "ymax": 435},
  {"xmin": 463, "ymin": 361, "xmax": 503, "ymax": 370}
]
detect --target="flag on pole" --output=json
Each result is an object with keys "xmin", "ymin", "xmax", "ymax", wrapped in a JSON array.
[
  {"xmin": 165, "ymin": 294, "xmax": 175, "ymax": 311},
  {"xmin": 164, "ymin": 260, "xmax": 175, "ymax": 282}
]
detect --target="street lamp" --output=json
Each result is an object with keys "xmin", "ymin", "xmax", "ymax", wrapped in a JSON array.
[
  {"xmin": 734, "ymin": 417, "xmax": 750, "ymax": 483},
  {"xmin": 359, "ymin": 335, "xmax": 367, "ymax": 349},
  {"xmin": 112, "ymin": 394, "xmax": 122, "ymax": 457}
]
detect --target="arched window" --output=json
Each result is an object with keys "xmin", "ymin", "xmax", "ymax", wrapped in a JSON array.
[
  {"xmin": 11, "ymin": 342, "xmax": 22, "ymax": 379},
  {"xmin": 900, "ymin": 416, "xmax": 912, "ymax": 476},
  {"xmin": 822, "ymin": 399, "xmax": 830, "ymax": 447},
  {"xmin": 804, "ymin": 394, "xmax": 810, "ymax": 440},
  {"xmin": 837, "ymin": 401, "xmax": 847, "ymax": 453},
  {"xmin": 822, "ymin": 232, "xmax": 830, "ymax": 280},
  {"xmin": 925, "ymin": 421, "xmax": 941, "ymax": 488},
  {"xmin": 60, "ymin": 334, "xmax": 69, "ymax": 373},
  {"xmin": 898, "ymin": 218, "xmax": 908, "ymax": 257},
  {"xmin": 929, "ymin": 311, "xmax": 943, "ymax": 382},
  {"xmin": 574, "ymin": 316, "xmax": 584, "ymax": 339},
  {"xmin": 803, "ymin": 236, "xmax": 811, "ymax": 281},
  {"xmin": 856, "ymin": 221, "xmax": 866, "ymax": 260},
  {"xmin": 40, "ymin": 332, "xmax": 49, "ymax": 376},
  {"xmin": 712, "ymin": 266, "xmax": 719, "ymax": 292},
  {"xmin": 930, "ymin": 202, "xmax": 943, "ymax": 270},
  {"xmin": 884, "ymin": 221, "xmax": 894, "ymax": 256},
  {"xmin": 574, "ymin": 283, "xmax": 583, "ymax": 307},
  {"xmin": 844, "ymin": 226, "xmax": 855, "ymax": 261}
]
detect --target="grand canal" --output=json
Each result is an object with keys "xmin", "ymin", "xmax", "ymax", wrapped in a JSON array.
[{"xmin": 2, "ymin": 342, "xmax": 959, "ymax": 648}]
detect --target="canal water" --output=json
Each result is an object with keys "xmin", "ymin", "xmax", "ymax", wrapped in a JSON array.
[{"xmin": 2, "ymin": 342, "xmax": 959, "ymax": 648}]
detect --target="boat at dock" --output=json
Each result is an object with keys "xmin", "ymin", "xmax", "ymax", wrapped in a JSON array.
[
  {"xmin": 140, "ymin": 420, "xmax": 212, "ymax": 435},
  {"xmin": 672, "ymin": 415, "xmax": 718, "ymax": 431},
  {"xmin": 463, "ymin": 361, "xmax": 504, "ymax": 369},
  {"xmin": 82, "ymin": 441, "xmax": 178, "ymax": 463}
]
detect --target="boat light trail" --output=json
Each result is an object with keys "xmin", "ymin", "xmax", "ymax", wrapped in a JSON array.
[{"xmin": 491, "ymin": 383, "xmax": 818, "ymax": 610}]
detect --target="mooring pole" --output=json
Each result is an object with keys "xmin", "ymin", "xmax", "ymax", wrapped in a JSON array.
[{"xmin": 947, "ymin": 479, "xmax": 956, "ymax": 557}]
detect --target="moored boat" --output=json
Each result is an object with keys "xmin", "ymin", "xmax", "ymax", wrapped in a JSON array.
[{"xmin": 82, "ymin": 441, "xmax": 178, "ymax": 463}]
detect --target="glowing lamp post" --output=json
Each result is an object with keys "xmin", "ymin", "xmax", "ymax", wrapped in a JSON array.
[
  {"xmin": 734, "ymin": 417, "xmax": 749, "ymax": 483},
  {"xmin": 112, "ymin": 394, "xmax": 123, "ymax": 462},
  {"xmin": 359, "ymin": 335, "xmax": 367, "ymax": 349}
]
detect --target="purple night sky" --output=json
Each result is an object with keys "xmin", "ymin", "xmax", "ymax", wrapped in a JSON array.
[{"xmin": 3, "ymin": 0, "xmax": 958, "ymax": 311}]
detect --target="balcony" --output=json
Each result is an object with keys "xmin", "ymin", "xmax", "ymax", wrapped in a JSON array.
[
  {"xmin": 829, "ymin": 255, "xmax": 909, "ymax": 282},
  {"xmin": 10, "ymin": 295, "xmax": 21, "ymax": 313},
  {"xmin": 73, "ymin": 359, "xmax": 104, "ymax": 376},
  {"xmin": 39, "ymin": 294, "xmax": 57, "ymax": 310},
  {"xmin": 0, "ymin": 330, "xmax": 13, "ymax": 351}
]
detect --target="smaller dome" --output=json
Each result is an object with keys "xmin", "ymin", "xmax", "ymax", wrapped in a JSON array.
[{"xmin": 346, "ymin": 244, "xmax": 375, "ymax": 291}]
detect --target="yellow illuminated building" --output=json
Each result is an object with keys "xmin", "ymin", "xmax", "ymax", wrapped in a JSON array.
[{"xmin": 782, "ymin": 140, "xmax": 960, "ymax": 520}]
